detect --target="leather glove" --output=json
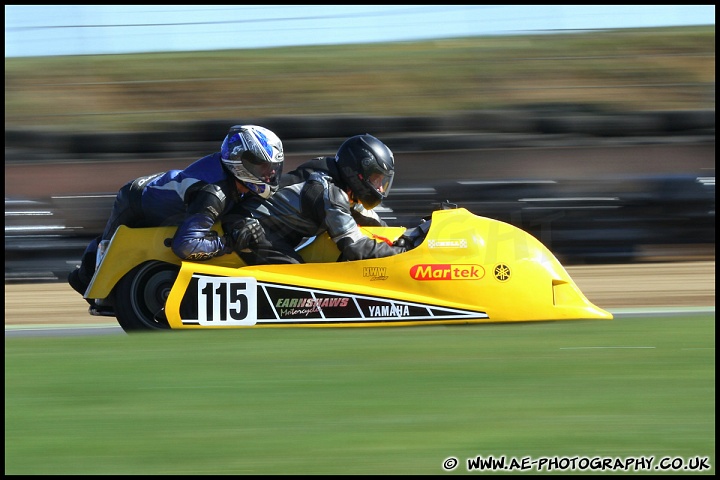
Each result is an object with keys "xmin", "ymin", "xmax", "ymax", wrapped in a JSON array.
[
  {"xmin": 229, "ymin": 218, "xmax": 266, "ymax": 252},
  {"xmin": 392, "ymin": 236, "xmax": 409, "ymax": 249},
  {"xmin": 393, "ymin": 219, "xmax": 432, "ymax": 250}
]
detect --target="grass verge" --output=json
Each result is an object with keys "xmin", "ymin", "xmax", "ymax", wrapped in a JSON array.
[{"xmin": 5, "ymin": 314, "xmax": 715, "ymax": 474}]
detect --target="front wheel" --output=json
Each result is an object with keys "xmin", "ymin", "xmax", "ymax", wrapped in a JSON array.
[{"xmin": 114, "ymin": 261, "xmax": 179, "ymax": 332}]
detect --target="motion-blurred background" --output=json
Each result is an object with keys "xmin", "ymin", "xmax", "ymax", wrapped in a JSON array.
[{"xmin": 4, "ymin": 5, "xmax": 715, "ymax": 282}]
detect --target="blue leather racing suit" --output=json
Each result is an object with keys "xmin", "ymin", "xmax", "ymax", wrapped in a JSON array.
[{"xmin": 73, "ymin": 152, "xmax": 247, "ymax": 291}]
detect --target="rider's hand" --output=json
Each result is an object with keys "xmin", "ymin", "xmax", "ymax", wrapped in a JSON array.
[
  {"xmin": 392, "ymin": 236, "xmax": 409, "ymax": 249},
  {"xmin": 229, "ymin": 218, "xmax": 266, "ymax": 252},
  {"xmin": 393, "ymin": 219, "xmax": 432, "ymax": 250}
]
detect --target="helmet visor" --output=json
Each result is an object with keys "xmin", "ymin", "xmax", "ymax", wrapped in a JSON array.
[
  {"xmin": 365, "ymin": 170, "xmax": 394, "ymax": 198},
  {"xmin": 240, "ymin": 151, "xmax": 283, "ymax": 186}
]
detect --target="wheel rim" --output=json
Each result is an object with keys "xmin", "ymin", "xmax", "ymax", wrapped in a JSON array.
[{"xmin": 128, "ymin": 262, "xmax": 178, "ymax": 329}]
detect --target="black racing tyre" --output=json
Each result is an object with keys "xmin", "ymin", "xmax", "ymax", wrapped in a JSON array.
[{"xmin": 114, "ymin": 261, "xmax": 179, "ymax": 332}]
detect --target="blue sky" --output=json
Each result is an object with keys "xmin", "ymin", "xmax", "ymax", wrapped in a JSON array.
[{"xmin": 4, "ymin": 5, "xmax": 715, "ymax": 58}]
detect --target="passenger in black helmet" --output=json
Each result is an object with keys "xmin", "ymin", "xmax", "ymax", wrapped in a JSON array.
[
  {"xmin": 335, "ymin": 134, "xmax": 395, "ymax": 210},
  {"xmin": 224, "ymin": 133, "xmax": 414, "ymax": 265},
  {"xmin": 68, "ymin": 124, "xmax": 283, "ymax": 314}
]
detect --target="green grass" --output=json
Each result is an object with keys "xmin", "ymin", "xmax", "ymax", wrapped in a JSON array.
[
  {"xmin": 5, "ymin": 314, "xmax": 715, "ymax": 474},
  {"xmin": 4, "ymin": 26, "xmax": 715, "ymax": 133}
]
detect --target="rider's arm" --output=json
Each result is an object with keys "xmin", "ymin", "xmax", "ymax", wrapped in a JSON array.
[
  {"xmin": 308, "ymin": 178, "xmax": 405, "ymax": 261},
  {"xmin": 350, "ymin": 202, "xmax": 388, "ymax": 227},
  {"xmin": 335, "ymin": 234, "xmax": 406, "ymax": 261},
  {"xmin": 171, "ymin": 183, "xmax": 233, "ymax": 261}
]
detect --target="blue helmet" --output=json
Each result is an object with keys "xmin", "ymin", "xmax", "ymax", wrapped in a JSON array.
[{"xmin": 221, "ymin": 125, "xmax": 284, "ymax": 199}]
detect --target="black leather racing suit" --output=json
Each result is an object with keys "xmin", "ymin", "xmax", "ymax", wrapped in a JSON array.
[{"xmin": 228, "ymin": 157, "xmax": 405, "ymax": 265}]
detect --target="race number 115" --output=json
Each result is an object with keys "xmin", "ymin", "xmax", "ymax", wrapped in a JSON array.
[{"xmin": 196, "ymin": 277, "xmax": 257, "ymax": 326}]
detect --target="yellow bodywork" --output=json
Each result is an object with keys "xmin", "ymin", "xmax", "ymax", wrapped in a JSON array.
[{"xmin": 87, "ymin": 208, "xmax": 612, "ymax": 328}]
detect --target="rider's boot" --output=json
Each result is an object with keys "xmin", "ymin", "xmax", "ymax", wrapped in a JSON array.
[{"xmin": 68, "ymin": 268, "xmax": 93, "ymax": 306}]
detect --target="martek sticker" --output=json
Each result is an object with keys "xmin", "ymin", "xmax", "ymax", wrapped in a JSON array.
[{"xmin": 410, "ymin": 264, "xmax": 485, "ymax": 280}]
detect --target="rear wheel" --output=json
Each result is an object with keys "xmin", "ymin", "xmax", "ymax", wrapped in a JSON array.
[{"xmin": 114, "ymin": 261, "xmax": 179, "ymax": 332}]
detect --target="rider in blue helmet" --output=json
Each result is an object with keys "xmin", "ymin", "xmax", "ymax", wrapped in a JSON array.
[{"xmin": 68, "ymin": 125, "xmax": 283, "ymax": 314}]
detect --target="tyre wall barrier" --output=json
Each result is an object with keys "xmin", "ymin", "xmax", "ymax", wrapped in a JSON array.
[{"xmin": 5, "ymin": 108, "xmax": 715, "ymax": 162}]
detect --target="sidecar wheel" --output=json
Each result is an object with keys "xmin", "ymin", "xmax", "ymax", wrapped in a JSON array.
[{"xmin": 114, "ymin": 261, "xmax": 179, "ymax": 332}]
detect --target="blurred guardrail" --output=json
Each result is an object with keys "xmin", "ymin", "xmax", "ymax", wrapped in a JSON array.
[{"xmin": 4, "ymin": 108, "xmax": 715, "ymax": 282}]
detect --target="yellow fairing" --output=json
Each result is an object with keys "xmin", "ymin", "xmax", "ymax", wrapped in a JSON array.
[
  {"xmin": 85, "ymin": 225, "xmax": 243, "ymax": 300},
  {"xmin": 152, "ymin": 208, "xmax": 611, "ymax": 328}
]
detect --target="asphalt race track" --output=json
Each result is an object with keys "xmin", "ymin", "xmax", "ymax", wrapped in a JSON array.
[{"xmin": 5, "ymin": 261, "xmax": 715, "ymax": 337}]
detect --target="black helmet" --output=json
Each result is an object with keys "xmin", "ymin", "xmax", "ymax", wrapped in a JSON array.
[
  {"xmin": 220, "ymin": 125, "xmax": 284, "ymax": 199},
  {"xmin": 335, "ymin": 134, "xmax": 395, "ymax": 210}
]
